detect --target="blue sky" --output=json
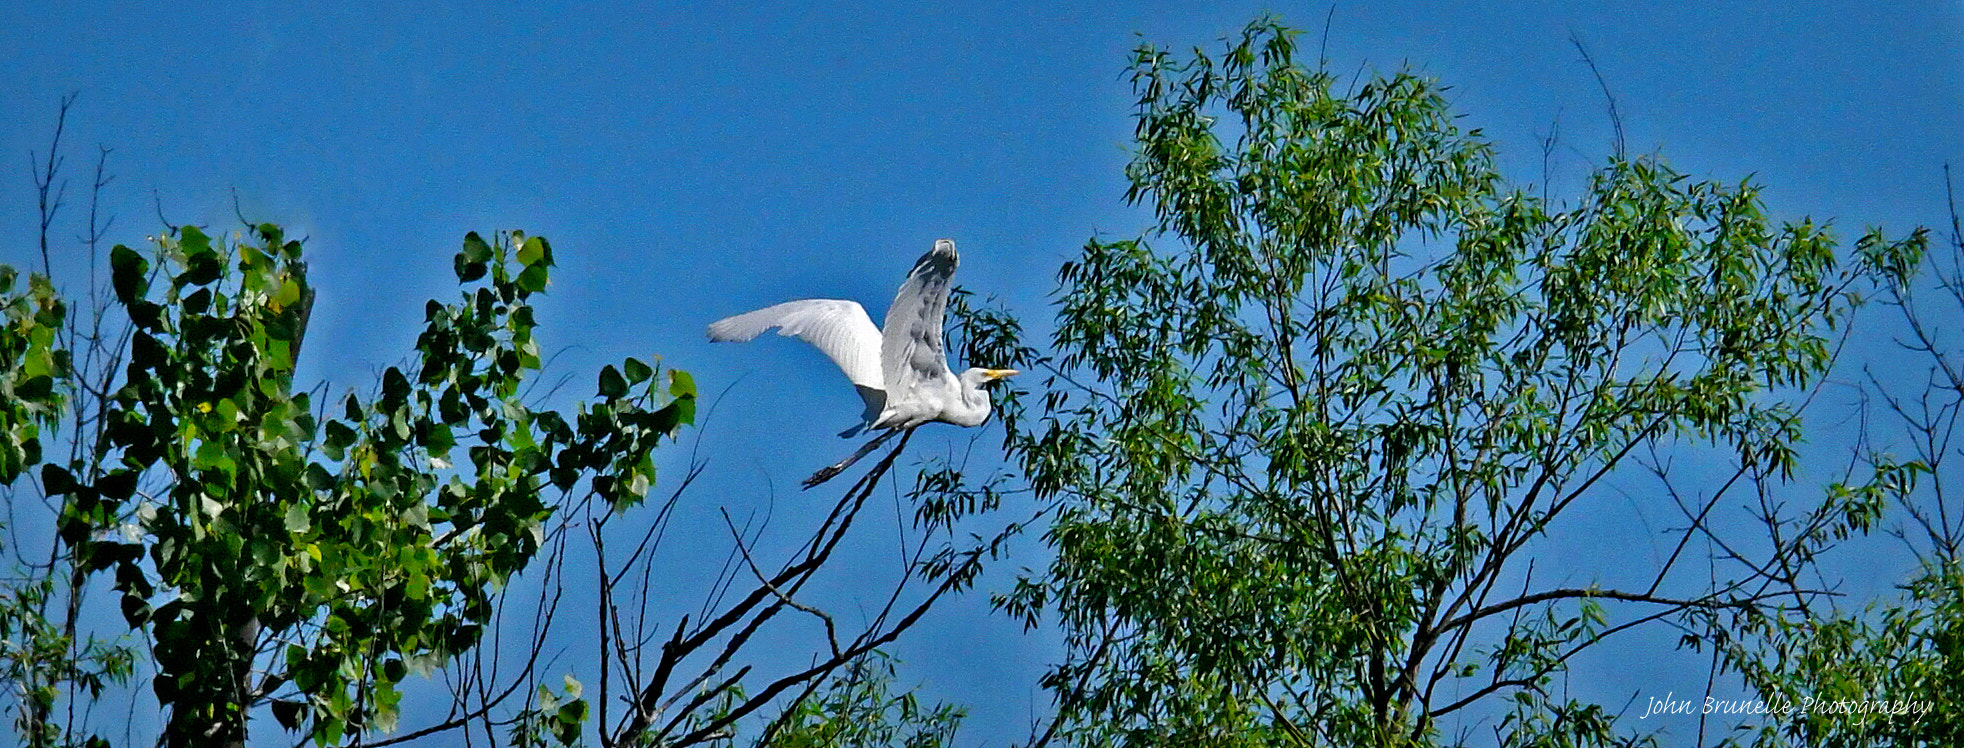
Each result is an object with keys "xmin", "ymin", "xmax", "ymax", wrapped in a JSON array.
[{"xmin": 5, "ymin": 2, "xmax": 1963, "ymax": 745}]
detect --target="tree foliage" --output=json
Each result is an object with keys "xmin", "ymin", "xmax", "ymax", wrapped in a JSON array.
[
  {"xmin": 1709, "ymin": 185, "xmax": 1964, "ymax": 748},
  {"xmin": 0, "ymin": 266, "xmax": 66, "ymax": 481},
  {"xmin": 4, "ymin": 224, "xmax": 695, "ymax": 746},
  {"xmin": 989, "ymin": 19, "xmax": 1926, "ymax": 748}
]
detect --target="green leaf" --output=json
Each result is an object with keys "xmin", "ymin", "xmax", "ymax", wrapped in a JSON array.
[
  {"xmin": 323, "ymin": 421, "xmax": 357, "ymax": 461},
  {"xmin": 456, "ymin": 232, "xmax": 493, "ymax": 283},
  {"xmin": 184, "ymin": 260, "xmax": 222, "ymax": 288},
  {"xmin": 16, "ymin": 375, "xmax": 53, "ymax": 400},
  {"xmin": 461, "ymin": 232, "xmax": 493, "ymax": 263},
  {"xmin": 96, "ymin": 469, "xmax": 139, "ymax": 500},
  {"xmin": 668, "ymin": 369, "xmax": 696, "ymax": 399},
  {"xmin": 651, "ymin": 398, "xmax": 694, "ymax": 433},
  {"xmin": 213, "ymin": 398, "xmax": 239, "ymax": 430},
  {"xmin": 623, "ymin": 357, "xmax": 652, "ymax": 384},
  {"xmin": 516, "ymin": 264, "xmax": 550, "ymax": 294},
  {"xmin": 182, "ymin": 287, "xmax": 211, "ymax": 314},
  {"xmin": 456, "ymin": 258, "xmax": 487, "ymax": 283},
  {"xmin": 597, "ymin": 365, "xmax": 627, "ymax": 398},
  {"xmin": 40, "ymin": 464, "xmax": 76, "ymax": 496},
  {"xmin": 517, "ymin": 236, "xmax": 552, "ymax": 267},
  {"xmin": 178, "ymin": 224, "xmax": 213, "ymax": 259},
  {"xmin": 274, "ymin": 277, "xmax": 304, "ymax": 310},
  {"xmin": 270, "ymin": 699, "xmax": 305, "ymax": 730},
  {"xmin": 110, "ymin": 245, "xmax": 150, "ymax": 303},
  {"xmin": 382, "ymin": 367, "xmax": 410, "ymax": 404},
  {"xmin": 284, "ymin": 503, "xmax": 312, "ymax": 533},
  {"xmin": 553, "ymin": 699, "xmax": 587, "ymax": 745},
  {"xmin": 305, "ymin": 463, "xmax": 334, "ymax": 491}
]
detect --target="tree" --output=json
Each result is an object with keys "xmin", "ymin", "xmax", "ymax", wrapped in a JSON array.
[
  {"xmin": 1, "ymin": 98, "xmax": 998, "ymax": 748},
  {"xmin": 980, "ymin": 19, "xmax": 1926, "ymax": 747},
  {"xmin": 4, "ymin": 219, "xmax": 696, "ymax": 746},
  {"xmin": 3, "ymin": 94, "xmax": 145, "ymax": 748},
  {"xmin": 1708, "ymin": 179, "xmax": 1964, "ymax": 748}
]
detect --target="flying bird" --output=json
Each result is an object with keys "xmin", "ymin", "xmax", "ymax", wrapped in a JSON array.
[{"xmin": 707, "ymin": 239, "xmax": 1018, "ymax": 487}]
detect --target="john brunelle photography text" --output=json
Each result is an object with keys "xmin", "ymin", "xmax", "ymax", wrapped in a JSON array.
[{"xmin": 1640, "ymin": 692, "xmax": 1936, "ymax": 720}]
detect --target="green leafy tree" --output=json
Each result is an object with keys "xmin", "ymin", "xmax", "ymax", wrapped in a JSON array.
[
  {"xmin": 5, "ymin": 223, "xmax": 694, "ymax": 747},
  {"xmin": 0, "ymin": 260, "xmax": 134, "ymax": 748},
  {"xmin": 2, "ymin": 95, "xmax": 142, "ymax": 748},
  {"xmin": 980, "ymin": 20, "xmax": 1926, "ymax": 748},
  {"xmin": 1710, "ymin": 186, "xmax": 1964, "ymax": 748}
]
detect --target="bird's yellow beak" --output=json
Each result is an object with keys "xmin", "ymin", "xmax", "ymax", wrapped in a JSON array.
[{"xmin": 983, "ymin": 368, "xmax": 1020, "ymax": 382}]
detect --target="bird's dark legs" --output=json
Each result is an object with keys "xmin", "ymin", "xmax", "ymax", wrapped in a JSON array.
[{"xmin": 803, "ymin": 427, "xmax": 907, "ymax": 489}]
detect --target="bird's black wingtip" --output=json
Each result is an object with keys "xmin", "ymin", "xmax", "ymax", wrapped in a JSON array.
[
  {"xmin": 801, "ymin": 465, "xmax": 842, "ymax": 489},
  {"xmin": 912, "ymin": 239, "xmax": 959, "ymax": 277}
]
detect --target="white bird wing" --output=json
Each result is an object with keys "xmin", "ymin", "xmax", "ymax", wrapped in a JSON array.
[
  {"xmin": 877, "ymin": 239, "xmax": 960, "ymax": 426},
  {"xmin": 707, "ymin": 300, "xmax": 886, "ymax": 414}
]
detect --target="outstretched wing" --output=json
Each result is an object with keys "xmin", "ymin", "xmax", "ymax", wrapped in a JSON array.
[
  {"xmin": 877, "ymin": 239, "xmax": 959, "ymax": 426},
  {"xmin": 707, "ymin": 300, "xmax": 886, "ymax": 416}
]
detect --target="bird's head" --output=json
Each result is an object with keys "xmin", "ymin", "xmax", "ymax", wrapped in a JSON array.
[{"xmin": 959, "ymin": 367, "xmax": 1020, "ymax": 388}]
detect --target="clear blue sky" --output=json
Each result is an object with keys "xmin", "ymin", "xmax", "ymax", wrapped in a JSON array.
[{"xmin": 5, "ymin": 2, "xmax": 1962, "ymax": 745}]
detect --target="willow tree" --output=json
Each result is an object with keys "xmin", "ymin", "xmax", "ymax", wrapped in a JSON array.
[
  {"xmin": 1711, "ymin": 190, "xmax": 1964, "ymax": 748},
  {"xmin": 991, "ymin": 20, "xmax": 1925, "ymax": 748}
]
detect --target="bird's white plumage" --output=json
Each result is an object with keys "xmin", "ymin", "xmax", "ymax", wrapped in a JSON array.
[
  {"xmin": 705, "ymin": 299, "xmax": 885, "ymax": 423},
  {"xmin": 876, "ymin": 239, "xmax": 960, "ymax": 429},
  {"xmin": 706, "ymin": 238, "xmax": 1017, "ymax": 484}
]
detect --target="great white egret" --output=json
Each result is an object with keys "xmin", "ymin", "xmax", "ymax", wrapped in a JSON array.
[{"xmin": 707, "ymin": 239, "xmax": 1018, "ymax": 487}]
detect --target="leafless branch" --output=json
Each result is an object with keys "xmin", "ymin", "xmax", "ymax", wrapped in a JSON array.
[{"xmin": 1570, "ymin": 35, "xmax": 1625, "ymax": 159}]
